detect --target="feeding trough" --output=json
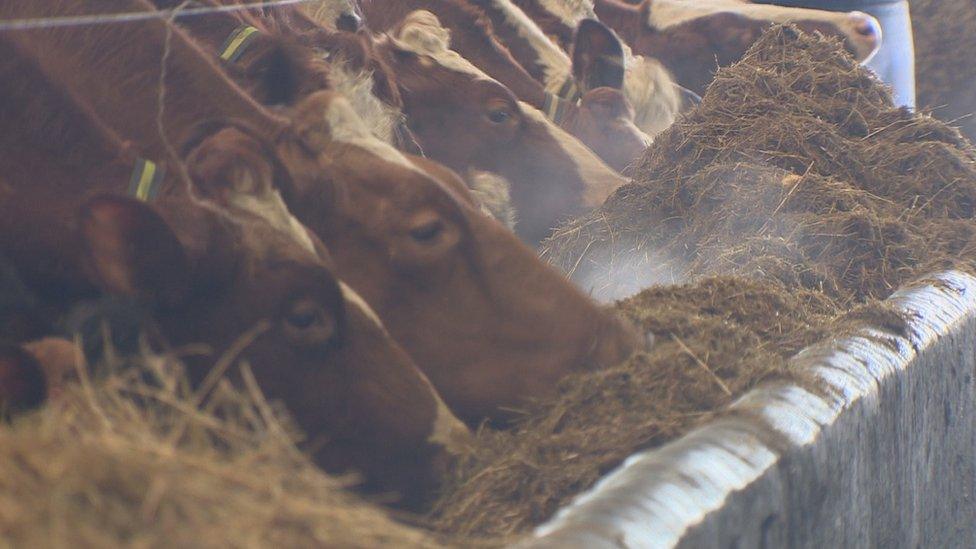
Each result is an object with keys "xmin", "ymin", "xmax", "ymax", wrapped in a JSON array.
[{"xmin": 523, "ymin": 270, "xmax": 976, "ymax": 548}]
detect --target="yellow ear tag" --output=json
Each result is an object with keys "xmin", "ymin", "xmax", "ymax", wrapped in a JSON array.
[{"xmin": 219, "ymin": 25, "xmax": 260, "ymax": 63}]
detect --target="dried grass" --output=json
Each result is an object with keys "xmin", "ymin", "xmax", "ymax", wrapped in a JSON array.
[{"xmin": 0, "ymin": 352, "xmax": 449, "ymax": 548}]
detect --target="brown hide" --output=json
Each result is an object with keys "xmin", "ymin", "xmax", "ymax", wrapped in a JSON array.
[{"xmin": 150, "ymin": 0, "xmax": 333, "ymax": 106}]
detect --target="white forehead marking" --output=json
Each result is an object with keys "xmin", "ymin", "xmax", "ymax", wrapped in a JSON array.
[
  {"xmin": 328, "ymin": 62, "xmax": 404, "ymax": 145},
  {"xmin": 393, "ymin": 10, "xmax": 496, "ymax": 82},
  {"xmin": 519, "ymin": 101, "xmax": 627, "ymax": 207},
  {"xmin": 322, "ymin": 95, "xmax": 425, "ymax": 174},
  {"xmin": 648, "ymin": 0, "xmax": 854, "ymax": 31},
  {"xmin": 338, "ymin": 280, "xmax": 384, "ymax": 328},
  {"xmin": 225, "ymin": 170, "xmax": 318, "ymax": 256},
  {"xmin": 486, "ymin": 0, "xmax": 574, "ymax": 90},
  {"xmin": 536, "ymin": 0, "xmax": 596, "ymax": 25}
]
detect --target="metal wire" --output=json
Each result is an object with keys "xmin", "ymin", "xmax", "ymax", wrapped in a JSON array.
[{"xmin": 0, "ymin": 0, "xmax": 313, "ymax": 32}]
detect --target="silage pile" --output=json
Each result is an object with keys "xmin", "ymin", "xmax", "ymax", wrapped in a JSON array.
[
  {"xmin": 0, "ymin": 354, "xmax": 447, "ymax": 548},
  {"xmin": 913, "ymin": 0, "xmax": 976, "ymax": 142},
  {"xmin": 431, "ymin": 26, "xmax": 976, "ymax": 539}
]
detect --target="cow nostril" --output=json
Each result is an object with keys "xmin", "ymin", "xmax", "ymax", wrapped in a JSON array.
[
  {"xmin": 336, "ymin": 13, "xmax": 362, "ymax": 32},
  {"xmin": 850, "ymin": 12, "xmax": 880, "ymax": 39}
]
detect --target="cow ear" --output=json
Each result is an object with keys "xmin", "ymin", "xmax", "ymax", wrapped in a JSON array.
[
  {"xmin": 572, "ymin": 19, "xmax": 626, "ymax": 92},
  {"xmin": 79, "ymin": 195, "xmax": 191, "ymax": 310}
]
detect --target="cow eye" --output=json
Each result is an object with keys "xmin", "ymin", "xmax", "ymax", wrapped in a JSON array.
[
  {"xmin": 283, "ymin": 299, "xmax": 336, "ymax": 346},
  {"xmin": 487, "ymin": 108, "xmax": 512, "ymax": 124},
  {"xmin": 409, "ymin": 219, "xmax": 444, "ymax": 243}
]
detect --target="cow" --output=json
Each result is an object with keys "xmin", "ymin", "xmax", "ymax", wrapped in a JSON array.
[
  {"xmin": 267, "ymin": 6, "xmax": 633, "ymax": 232},
  {"xmin": 149, "ymin": 0, "xmax": 334, "ymax": 107},
  {"xmin": 592, "ymin": 0, "xmax": 883, "ymax": 94},
  {"xmin": 2, "ymin": 2, "xmax": 644, "ymax": 425},
  {"xmin": 463, "ymin": 0, "xmax": 684, "ymax": 140},
  {"xmin": 0, "ymin": 41, "xmax": 472, "ymax": 504},
  {"xmin": 361, "ymin": 0, "xmax": 651, "ymax": 174}
]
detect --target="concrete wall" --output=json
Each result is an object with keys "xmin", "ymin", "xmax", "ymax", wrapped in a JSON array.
[{"xmin": 519, "ymin": 271, "xmax": 976, "ymax": 549}]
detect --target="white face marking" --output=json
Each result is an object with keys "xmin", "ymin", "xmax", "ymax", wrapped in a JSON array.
[
  {"xmin": 326, "ymin": 62, "xmax": 405, "ymax": 145},
  {"xmin": 519, "ymin": 102, "xmax": 627, "ymax": 207},
  {"xmin": 486, "ymin": 0, "xmax": 574, "ymax": 91},
  {"xmin": 393, "ymin": 11, "xmax": 494, "ymax": 82},
  {"xmin": 427, "ymin": 392, "xmax": 473, "ymax": 454},
  {"xmin": 322, "ymin": 96, "xmax": 425, "ymax": 174},
  {"xmin": 225, "ymin": 167, "xmax": 318, "ymax": 256},
  {"xmin": 338, "ymin": 280, "xmax": 384, "ymax": 328}
]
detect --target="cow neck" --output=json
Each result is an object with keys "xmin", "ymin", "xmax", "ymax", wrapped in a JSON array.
[
  {"xmin": 0, "ymin": 0, "xmax": 288, "ymax": 166},
  {"xmin": 513, "ymin": 0, "xmax": 578, "ymax": 49},
  {"xmin": 593, "ymin": 0, "xmax": 644, "ymax": 45},
  {"xmin": 0, "ymin": 34, "xmax": 180, "ymax": 201},
  {"xmin": 466, "ymin": 0, "xmax": 551, "ymax": 83},
  {"xmin": 154, "ymin": 0, "xmax": 266, "ymax": 56}
]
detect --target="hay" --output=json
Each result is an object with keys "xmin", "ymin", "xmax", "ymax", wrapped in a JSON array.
[
  {"xmin": 433, "ymin": 26, "xmax": 976, "ymax": 538},
  {"xmin": 0, "ymin": 354, "xmax": 448, "ymax": 548},
  {"xmin": 913, "ymin": 0, "xmax": 976, "ymax": 142}
]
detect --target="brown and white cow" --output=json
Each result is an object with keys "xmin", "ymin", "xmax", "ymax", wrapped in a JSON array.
[
  {"xmin": 2, "ymin": 2, "xmax": 642, "ymax": 424},
  {"xmin": 592, "ymin": 0, "xmax": 882, "ymax": 94},
  {"xmin": 0, "ymin": 37, "xmax": 472, "ymax": 503},
  {"xmin": 362, "ymin": 0, "xmax": 650, "ymax": 174},
  {"xmin": 464, "ymin": 0, "xmax": 683, "ymax": 141}
]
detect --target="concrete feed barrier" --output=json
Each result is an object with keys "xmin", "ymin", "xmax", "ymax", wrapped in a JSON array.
[{"xmin": 520, "ymin": 271, "xmax": 976, "ymax": 548}]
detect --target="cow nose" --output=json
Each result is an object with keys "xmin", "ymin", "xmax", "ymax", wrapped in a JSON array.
[
  {"xmin": 847, "ymin": 11, "xmax": 882, "ymax": 60},
  {"xmin": 336, "ymin": 12, "xmax": 362, "ymax": 32}
]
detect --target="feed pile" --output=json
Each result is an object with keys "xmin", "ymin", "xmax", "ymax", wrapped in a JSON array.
[{"xmin": 433, "ymin": 26, "xmax": 976, "ymax": 538}]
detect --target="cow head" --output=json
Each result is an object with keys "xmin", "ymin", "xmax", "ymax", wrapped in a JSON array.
[
  {"xmin": 77, "ymin": 183, "xmax": 469, "ymax": 502},
  {"xmin": 275, "ymin": 91, "xmax": 643, "ymax": 423},
  {"xmin": 378, "ymin": 11, "xmax": 627, "ymax": 243},
  {"xmin": 602, "ymin": 0, "xmax": 881, "ymax": 94},
  {"xmin": 562, "ymin": 18, "xmax": 650, "ymax": 172}
]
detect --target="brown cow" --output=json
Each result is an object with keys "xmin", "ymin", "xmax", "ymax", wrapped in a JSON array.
[
  {"xmin": 0, "ymin": 42, "xmax": 471, "ymax": 503},
  {"xmin": 149, "ymin": 0, "xmax": 333, "ymax": 106},
  {"xmin": 464, "ymin": 0, "xmax": 685, "ymax": 138},
  {"xmin": 362, "ymin": 0, "xmax": 650, "ymax": 173},
  {"xmin": 592, "ymin": 0, "xmax": 882, "ymax": 94},
  {"xmin": 3, "ymin": 1, "xmax": 642, "ymax": 424},
  {"xmin": 369, "ymin": 11, "xmax": 629, "ymax": 238}
]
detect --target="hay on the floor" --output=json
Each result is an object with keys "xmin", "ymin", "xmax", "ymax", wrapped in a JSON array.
[{"xmin": 0, "ymin": 353, "xmax": 447, "ymax": 548}]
